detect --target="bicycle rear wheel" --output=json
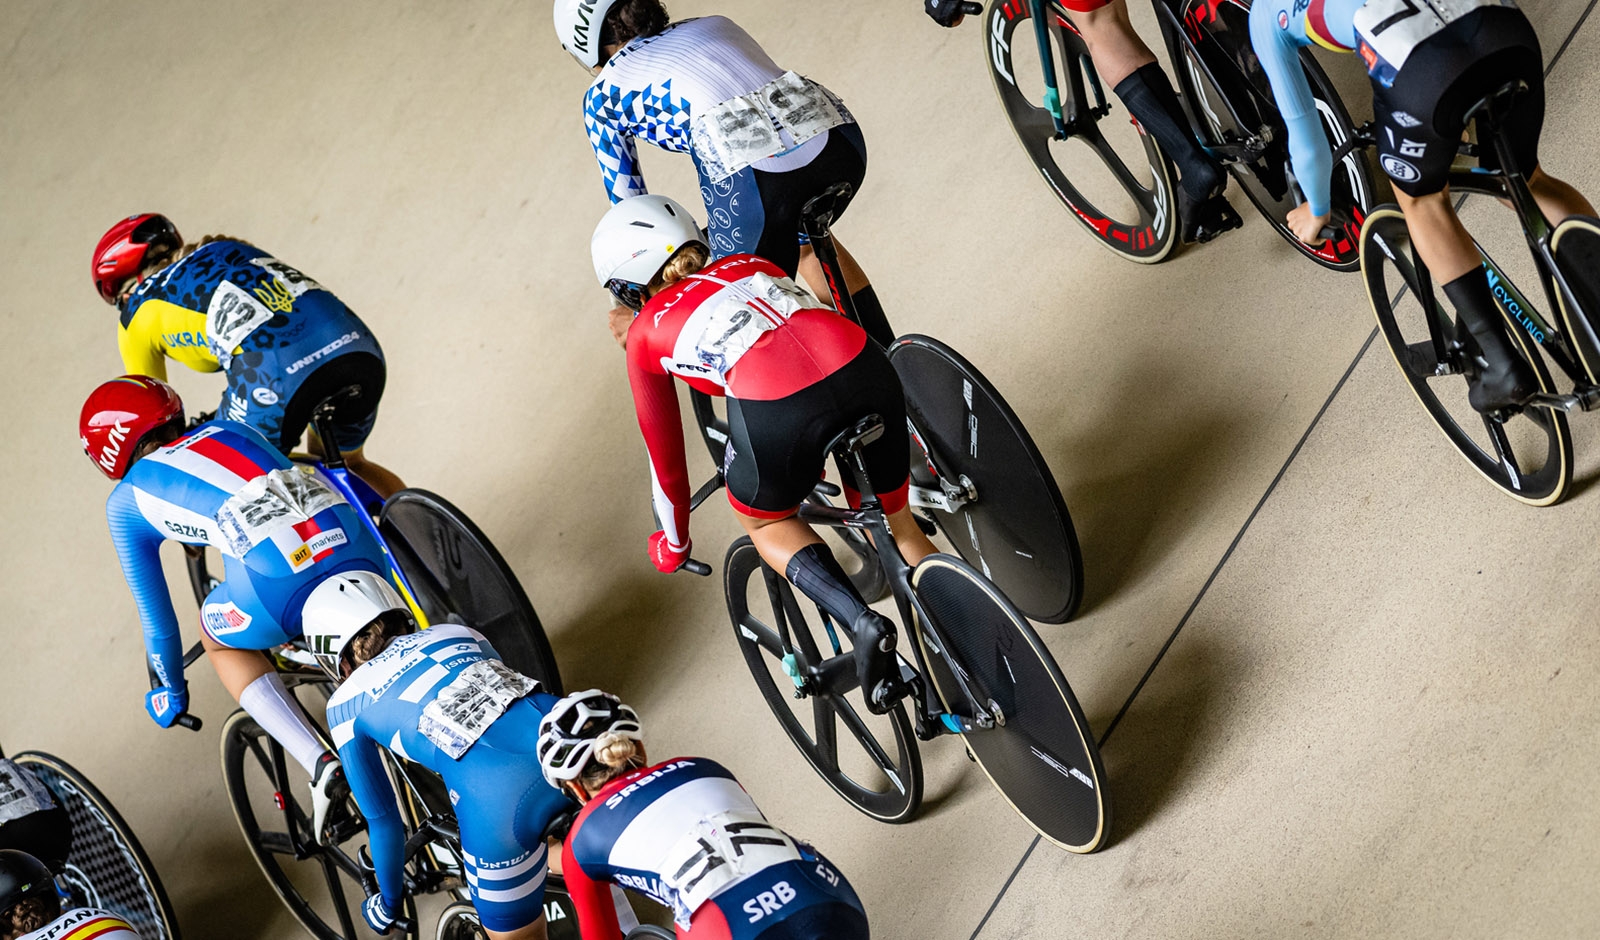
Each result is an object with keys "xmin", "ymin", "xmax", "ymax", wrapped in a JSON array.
[
  {"xmin": 380, "ymin": 489, "xmax": 562, "ymax": 693},
  {"xmin": 984, "ymin": 0, "xmax": 1179, "ymax": 263},
  {"xmin": 909, "ymin": 555, "xmax": 1109, "ymax": 853},
  {"xmin": 1550, "ymin": 215, "xmax": 1600, "ymax": 383},
  {"xmin": 1362, "ymin": 207, "xmax": 1572, "ymax": 505},
  {"xmin": 889, "ymin": 335, "xmax": 1083, "ymax": 624},
  {"xmin": 724, "ymin": 537, "xmax": 923, "ymax": 823},
  {"xmin": 9, "ymin": 752, "xmax": 181, "ymax": 940}
]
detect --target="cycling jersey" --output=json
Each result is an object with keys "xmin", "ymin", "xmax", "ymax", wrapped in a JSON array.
[
  {"xmin": 16, "ymin": 908, "xmax": 141, "ymax": 940},
  {"xmin": 118, "ymin": 240, "xmax": 385, "ymax": 452},
  {"xmin": 326, "ymin": 625, "xmax": 568, "ymax": 933},
  {"xmin": 105, "ymin": 420, "xmax": 387, "ymax": 689},
  {"xmin": 0, "ymin": 761, "xmax": 71, "ymax": 871},
  {"xmin": 561, "ymin": 758, "xmax": 867, "ymax": 940}
]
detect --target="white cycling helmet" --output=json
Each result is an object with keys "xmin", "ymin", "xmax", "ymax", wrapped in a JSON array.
[
  {"xmin": 591, "ymin": 194, "xmax": 706, "ymax": 310},
  {"xmin": 537, "ymin": 689, "xmax": 644, "ymax": 787},
  {"xmin": 301, "ymin": 569, "xmax": 412, "ymax": 680},
  {"xmin": 555, "ymin": 0, "xmax": 623, "ymax": 69}
]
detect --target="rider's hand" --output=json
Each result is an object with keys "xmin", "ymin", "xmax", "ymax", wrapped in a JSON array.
[
  {"xmin": 1287, "ymin": 202, "xmax": 1330, "ymax": 246},
  {"xmin": 144, "ymin": 685, "xmax": 188, "ymax": 729},
  {"xmin": 648, "ymin": 531, "xmax": 691, "ymax": 573},
  {"xmin": 608, "ymin": 304, "xmax": 634, "ymax": 351},
  {"xmin": 926, "ymin": 0, "xmax": 980, "ymax": 26},
  {"xmin": 361, "ymin": 894, "xmax": 398, "ymax": 935}
]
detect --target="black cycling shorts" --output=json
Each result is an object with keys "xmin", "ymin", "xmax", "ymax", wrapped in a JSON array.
[
  {"xmin": 278, "ymin": 351, "xmax": 386, "ymax": 454},
  {"xmin": 1372, "ymin": 7, "xmax": 1543, "ymax": 197},
  {"xmin": 754, "ymin": 902, "xmax": 871, "ymax": 940},
  {"xmin": 723, "ymin": 345, "xmax": 909, "ymax": 518}
]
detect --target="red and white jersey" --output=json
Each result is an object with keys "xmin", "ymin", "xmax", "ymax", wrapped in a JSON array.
[
  {"xmin": 18, "ymin": 908, "xmax": 142, "ymax": 940},
  {"xmin": 626, "ymin": 255, "xmax": 866, "ymax": 546}
]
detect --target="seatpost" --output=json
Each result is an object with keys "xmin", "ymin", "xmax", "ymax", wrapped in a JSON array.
[
  {"xmin": 311, "ymin": 387, "xmax": 361, "ymax": 471},
  {"xmin": 799, "ymin": 183, "xmax": 863, "ymax": 327}
]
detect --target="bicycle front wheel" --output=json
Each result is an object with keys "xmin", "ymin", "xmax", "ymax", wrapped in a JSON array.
[
  {"xmin": 1362, "ymin": 207, "xmax": 1572, "ymax": 505},
  {"xmin": 380, "ymin": 488, "xmax": 562, "ymax": 693},
  {"xmin": 889, "ymin": 335, "xmax": 1083, "ymax": 623},
  {"xmin": 910, "ymin": 555, "xmax": 1109, "ymax": 853}
]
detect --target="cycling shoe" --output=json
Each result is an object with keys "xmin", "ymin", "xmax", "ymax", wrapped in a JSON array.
[
  {"xmin": 1466, "ymin": 347, "xmax": 1539, "ymax": 413},
  {"xmin": 1179, "ymin": 182, "xmax": 1242, "ymax": 244},
  {"xmin": 310, "ymin": 752, "xmax": 352, "ymax": 845},
  {"xmin": 850, "ymin": 610, "xmax": 904, "ymax": 716}
]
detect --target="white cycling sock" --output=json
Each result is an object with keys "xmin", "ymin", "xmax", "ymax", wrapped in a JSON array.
[{"xmin": 239, "ymin": 672, "xmax": 327, "ymax": 776}]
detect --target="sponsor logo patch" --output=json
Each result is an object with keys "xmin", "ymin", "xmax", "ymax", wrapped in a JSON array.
[
  {"xmin": 1381, "ymin": 154, "xmax": 1421, "ymax": 183},
  {"xmin": 252, "ymin": 386, "xmax": 280, "ymax": 406},
  {"xmin": 203, "ymin": 602, "xmax": 254, "ymax": 637}
]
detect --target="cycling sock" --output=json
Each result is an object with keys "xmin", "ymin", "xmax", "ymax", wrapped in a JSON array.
[
  {"xmin": 239, "ymin": 672, "xmax": 327, "ymax": 776},
  {"xmin": 1443, "ymin": 266, "xmax": 1536, "ymax": 409},
  {"xmin": 1113, "ymin": 63, "xmax": 1221, "ymax": 201},
  {"xmin": 850, "ymin": 286, "xmax": 895, "ymax": 349},
  {"xmin": 786, "ymin": 543, "xmax": 870, "ymax": 627}
]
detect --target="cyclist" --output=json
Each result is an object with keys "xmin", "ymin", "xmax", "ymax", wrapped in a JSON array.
[
  {"xmin": 555, "ymin": 0, "xmax": 898, "ymax": 347},
  {"xmin": 80, "ymin": 375, "xmax": 387, "ymax": 841},
  {"xmin": 924, "ymin": 0, "xmax": 1243, "ymax": 243},
  {"xmin": 540, "ymin": 689, "xmax": 870, "ymax": 940},
  {"xmin": 1249, "ymin": 0, "xmax": 1597, "ymax": 411},
  {"xmin": 0, "ymin": 762, "xmax": 71, "ymax": 875},
  {"xmin": 307, "ymin": 579, "xmax": 568, "ymax": 940},
  {"xmin": 592, "ymin": 194, "xmax": 937, "ymax": 714},
  {"xmin": 92, "ymin": 214, "xmax": 403, "ymax": 498},
  {"xmin": 0, "ymin": 850, "xmax": 141, "ymax": 940}
]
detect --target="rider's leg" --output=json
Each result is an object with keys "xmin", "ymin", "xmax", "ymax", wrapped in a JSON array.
[
  {"xmin": 203, "ymin": 638, "xmax": 328, "ymax": 776},
  {"xmin": 1527, "ymin": 166, "xmax": 1597, "ymax": 221},
  {"xmin": 483, "ymin": 920, "xmax": 547, "ymax": 940},
  {"xmin": 885, "ymin": 505, "xmax": 938, "ymax": 566},
  {"xmin": 797, "ymin": 239, "xmax": 894, "ymax": 348},
  {"xmin": 335, "ymin": 448, "xmax": 404, "ymax": 501},
  {"xmin": 738, "ymin": 513, "xmax": 870, "ymax": 627}
]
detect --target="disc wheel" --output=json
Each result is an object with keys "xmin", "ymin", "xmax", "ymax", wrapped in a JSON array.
[
  {"xmin": 380, "ymin": 488, "xmax": 562, "ymax": 693},
  {"xmin": 724, "ymin": 537, "xmax": 923, "ymax": 823},
  {"xmin": 983, "ymin": 0, "xmax": 1179, "ymax": 262},
  {"xmin": 1362, "ymin": 207, "xmax": 1572, "ymax": 505},
  {"xmin": 910, "ymin": 555, "xmax": 1109, "ymax": 852},
  {"xmin": 1550, "ymin": 215, "xmax": 1600, "ymax": 383},
  {"xmin": 889, "ymin": 335, "xmax": 1083, "ymax": 623}
]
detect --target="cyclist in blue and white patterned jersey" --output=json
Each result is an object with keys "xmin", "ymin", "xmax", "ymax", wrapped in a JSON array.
[
  {"xmin": 554, "ymin": 0, "xmax": 896, "ymax": 347},
  {"xmin": 309, "ymin": 585, "xmax": 568, "ymax": 940}
]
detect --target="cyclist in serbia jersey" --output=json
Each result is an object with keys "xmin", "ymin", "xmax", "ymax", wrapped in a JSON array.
[
  {"xmin": 92, "ymin": 214, "xmax": 403, "ymax": 498},
  {"xmin": 1250, "ymin": 0, "xmax": 1597, "ymax": 411},
  {"xmin": 592, "ymin": 195, "xmax": 937, "ymax": 714},
  {"xmin": 539, "ymin": 690, "xmax": 869, "ymax": 940},
  {"xmin": 80, "ymin": 375, "xmax": 385, "ymax": 839},
  {"xmin": 556, "ymin": 0, "xmax": 898, "ymax": 347},
  {"xmin": 1, "ymin": 851, "xmax": 141, "ymax": 940},
  {"xmin": 305, "ymin": 584, "xmax": 568, "ymax": 940}
]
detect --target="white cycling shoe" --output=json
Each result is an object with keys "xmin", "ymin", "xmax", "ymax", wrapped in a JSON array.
[{"xmin": 309, "ymin": 752, "xmax": 351, "ymax": 845}]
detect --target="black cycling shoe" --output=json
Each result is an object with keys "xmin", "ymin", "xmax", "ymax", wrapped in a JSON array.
[
  {"xmin": 1465, "ymin": 341, "xmax": 1539, "ymax": 413},
  {"xmin": 850, "ymin": 610, "xmax": 905, "ymax": 716},
  {"xmin": 1179, "ymin": 181, "xmax": 1242, "ymax": 244}
]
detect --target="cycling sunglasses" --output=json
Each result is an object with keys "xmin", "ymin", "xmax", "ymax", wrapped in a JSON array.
[{"xmin": 607, "ymin": 278, "xmax": 647, "ymax": 313}]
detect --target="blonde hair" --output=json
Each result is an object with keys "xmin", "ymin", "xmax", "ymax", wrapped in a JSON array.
[
  {"xmin": 648, "ymin": 243, "xmax": 711, "ymax": 294},
  {"xmin": 340, "ymin": 611, "xmax": 410, "ymax": 676},
  {"xmin": 579, "ymin": 731, "xmax": 644, "ymax": 792}
]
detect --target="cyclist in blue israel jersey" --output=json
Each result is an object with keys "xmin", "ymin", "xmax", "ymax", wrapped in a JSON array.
[
  {"xmin": 80, "ymin": 376, "xmax": 385, "ymax": 839},
  {"xmin": 538, "ymin": 691, "xmax": 869, "ymax": 940},
  {"xmin": 1250, "ymin": 0, "xmax": 1597, "ymax": 411},
  {"xmin": 91, "ymin": 215, "xmax": 403, "ymax": 497},
  {"xmin": 310, "ymin": 594, "xmax": 568, "ymax": 940},
  {"xmin": 554, "ymin": 0, "xmax": 897, "ymax": 348}
]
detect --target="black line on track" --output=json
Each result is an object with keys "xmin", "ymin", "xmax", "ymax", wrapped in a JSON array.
[{"xmin": 967, "ymin": 835, "xmax": 1039, "ymax": 940}]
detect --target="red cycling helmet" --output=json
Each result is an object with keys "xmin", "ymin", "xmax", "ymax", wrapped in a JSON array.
[
  {"xmin": 80, "ymin": 376, "xmax": 185, "ymax": 479},
  {"xmin": 92, "ymin": 214, "xmax": 182, "ymax": 304}
]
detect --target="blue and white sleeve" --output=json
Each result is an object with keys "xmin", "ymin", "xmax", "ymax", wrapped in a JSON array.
[
  {"xmin": 340, "ymin": 729, "xmax": 406, "ymax": 908},
  {"xmin": 585, "ymin": 87, "xmax": 648, "ymax": 203},
  {"xmin": 106, "ymin": 485, "xmax": 185, "ymax": 691},
  {"xmin": 1249, "ymin": 5, "xmax": 1334, "ymax": 217}
]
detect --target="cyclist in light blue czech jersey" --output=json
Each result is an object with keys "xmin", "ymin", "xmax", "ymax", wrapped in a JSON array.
[
  {"xmin": 311, "ymin": 595, "xmax": 568, "ymax": 940},
  {"xmin": 1250, "ymin": 0, "xmax": 1596, "ymax": 412}
]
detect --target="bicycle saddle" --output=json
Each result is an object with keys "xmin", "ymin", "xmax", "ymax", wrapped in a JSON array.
[
  {"xmin": 824, "ymin": 416, "xmax": 885, "ymax": 460},
  {"xmin": 799, "ymin": 182, "xmax": 856, "ymax": 240},
  {"xmin": 310, "ymin": 384, "xmax": 367, "ymax": 419},
  {"xmin": 1465, "ymin": 80, "xmax": 1531, "ymax": 130}
]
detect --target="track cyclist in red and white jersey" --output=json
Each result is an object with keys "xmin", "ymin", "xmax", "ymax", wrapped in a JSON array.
[
  {"xmin": 0, "ymin": 851, "xmax": 141, "ymax": 940},
  {"xmin": 592, "ymin": 195, "xmax": 937, "ymax": 714},
  {"xmin": 539, "ymin": 690, "xmax": 870, "ymax": 940},
  {"xmin": 555, "ymin": 0, "xmax": 897, "ymax": 347}
]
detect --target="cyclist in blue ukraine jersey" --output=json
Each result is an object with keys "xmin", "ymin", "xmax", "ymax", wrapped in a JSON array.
[
  {"xmin": 92, "ymin": 215, "xmax": 403, "ymax": 497},
  {"xmin": 1250, "ymin": 0, "xmax": 1596, "ymax": 411},
  {"xmin": 307, "ymin": 590, "xmax": 569, "ymax": 940},
  {"xmin": 79, "ymin": 375, "xmax": 386, "ymax": 840},
  {"xmin": 538, "ymin": 690, "xmax": 870, "ymax": 940},
  {"xmin": 554, "ymin": 0, "xmax": 897, "ymax": 348}
]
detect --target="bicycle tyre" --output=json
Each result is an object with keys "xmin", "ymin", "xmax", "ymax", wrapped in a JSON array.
[
  {"xmin": 1549, "ymin": 215, "xmax": 1600, "ymax": 384},
  {"xmin": 1362, "ymin": 207, "xmax": 1572, "ymax": 505},
  {"xmin": 908, "ymin": 555, "xmax": 1109, "ymax": 853},
  {"xmin": 379, "ymin": 488, "xmax": 563, "ymax": 694},
  {"xmin": 9, "ymin": 752, "xmax": 182, "ymax": 940},
  {"xmin": 983, "ymin": 0, "xmax": 1180, "ymax": 263},
  {"xmin": 888, "ymin": 335, "xmax": 1083, "ymax": 623},
  {"xmin": 724, "ymin": 537, "xmax": 924, "ymax": 823},
  {"xmin": 625, "ymin": 928, "xmax": 675, "ymax": 940}
]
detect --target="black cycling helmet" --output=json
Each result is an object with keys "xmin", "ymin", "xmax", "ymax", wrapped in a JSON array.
[{"xmin": 0, "ymin": 850, "xmax": 61, "ymax": 926}]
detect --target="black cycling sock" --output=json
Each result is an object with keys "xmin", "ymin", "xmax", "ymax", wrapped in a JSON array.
[
  {"xmin": 786, "ymin": 543, "xmax": 870, "ymax": 627},
  {"xmin": 1443, "ymin": 267, "xmax": 1510, "ymax": 349},
  {"xmin": 1113, "ymin": 63, "xmax": 1220, "ymax": 201},
  {"xmin": 850, "ymin": 286, "xmax": 895, "ymax": 349}
]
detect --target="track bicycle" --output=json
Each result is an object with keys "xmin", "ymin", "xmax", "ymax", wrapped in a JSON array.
[
  {"xmin": 0, "ymin": 746, "xmax": 181, "ymax": 940},
  {"xmin": 976, "ymin": 0, "xmax": 1376, "ymax": 268},
  {"xmin": 1361, "ymin": 80, "xmax": 1600, "ymax": 507},
  {"xmin": 688, "ymin": 184, "xmax": 1086, "ymax": 624}
]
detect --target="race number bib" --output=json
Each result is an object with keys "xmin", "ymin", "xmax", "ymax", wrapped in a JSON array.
[
  {"xmin": 213, "ymin": 465, "xmax": 346, "ymax": 559},
  {"xmin": 676, "ymin": 272, "xmax": 827, "ymax": 380},
  {"xmin": 1353, "ymin": 0, "xmax": 1512, "ymax": 86},
  {"xmin": 206, "ymin": 280, "xmax": 277, "ymax": 366},
  {"xmin": 0, "ymin": 759, "xmax": 56, "ymax": 825},
  {"xmin": 417, "ymin": 660, "xmax": 541, "ymax": 759},
  {"xmin": 691, "ymin": 72, "xmax": 848, "ymax": 181},
  {"xmin": 251, "ymin": 256, "xmax": 324, "ymax": 298},
  {"xmin": 660, "ymin": 810, "xmax": 801, "ymax": 928}
]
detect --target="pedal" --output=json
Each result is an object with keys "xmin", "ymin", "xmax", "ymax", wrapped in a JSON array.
[
  {"xmin": 1523, "ymin": 391, "xmax": 1582, "ymax": 413},
  {"xmin": 781, "ymin": 653, "xmax": 808, "ymax": 695}
]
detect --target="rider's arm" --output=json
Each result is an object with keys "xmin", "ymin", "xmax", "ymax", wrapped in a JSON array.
[
  {"xmin": 341, "ymin": 730, "xmax": 406, "ymax": 909},
  {"xmin": 561, "ymin": 838, "xmax": 625, "ymax": 940},
  {"xmin": 583, "ymin": 86, "xmax": 648, "ymax": 204},
  {"xmin": 1249, "ymin": 4, "xmax": 1334, "ymax": 217},
  {"xmin": 626, "ymin": 339, "xmax": 691, "ymax": 547},
  {"xmin": 105, "ymin": 485, "xmax": 185, "ymax": 691},
  {"xmin": 117, "ymin": 310, "xmax": 170, "ymax": 381}
]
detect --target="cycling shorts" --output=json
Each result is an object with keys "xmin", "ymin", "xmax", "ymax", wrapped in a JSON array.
[
  {"xmin": 200, "ymin": 528, "xmax": 386, "ymax": 649},
  {"xmin": 1057, "ymin": 0, "xmax": 1113, "ymax": 11},
  {"xmin": 684, "ymin": 854, "xmax": 869, "ymax": 940},
  {"xmin": 699, "ymin": 123, "xmax": 867, "ymax": 277},
  {"xmin": 723, "ymin": 344, "xmax": 909, "ymax": 518},
  {"xmin": 1371, "ymin": 8, "xmax": 1542, "ymax": 198}
]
